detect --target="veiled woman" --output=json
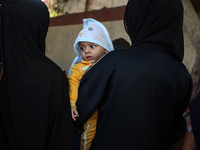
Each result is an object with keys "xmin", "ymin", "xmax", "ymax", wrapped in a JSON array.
[
  {"xmin": 75, "ymin": 0, "xmax": 192, "ymax": 149},
  {"xmin": 0, "ymin": 0, "xmax": 74, "ymax": 149}
]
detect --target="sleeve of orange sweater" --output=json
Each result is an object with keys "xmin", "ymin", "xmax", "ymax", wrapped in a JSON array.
[{"xmin": 68, "ymin": 64, "xmax": 83, "ymax": 108}]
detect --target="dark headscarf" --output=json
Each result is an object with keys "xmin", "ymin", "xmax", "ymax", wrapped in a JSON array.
[
  {"xmin": 0, "ymin": 0, "xmax": 74, "ymax": 149},
  {"xmin": 124, "ymin": 0, "xmax": 184, "ymax": 61}
]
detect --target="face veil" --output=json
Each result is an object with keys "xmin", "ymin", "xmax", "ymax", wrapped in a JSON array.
[{"xmin": 124, "ymin": 0, "xmax": 184, "ymax": 61}]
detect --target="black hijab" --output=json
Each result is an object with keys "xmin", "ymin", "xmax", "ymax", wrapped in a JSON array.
[
  {"xmin": 0, "ymin": 0, "xmax": 74, "ymax": 149},
  {"xmin": 124, "ymin": 0, "xmax": 184, "ymax": 61}
]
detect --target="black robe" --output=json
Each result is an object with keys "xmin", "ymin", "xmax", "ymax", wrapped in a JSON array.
[
  {"xmin": 76, "ymin": 0, "xmax": 192, "ymax": 149},
  {"xmin": 190, "ymin": 92, "xmax": 200, "ymax": 150},
  {"xmin": 0, "ymin": 0, "xmax": 74, "ymax": 149}
]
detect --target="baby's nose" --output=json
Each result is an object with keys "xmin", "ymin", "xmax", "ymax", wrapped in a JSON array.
[{"xmin": 85, "ymin": 47, "xmax": 91, "ymax": 53}]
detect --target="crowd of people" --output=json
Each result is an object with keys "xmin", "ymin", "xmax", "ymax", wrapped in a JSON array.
[{"xmin": 0, "ymin": 0, "xmax": 197, "ymax": 150}]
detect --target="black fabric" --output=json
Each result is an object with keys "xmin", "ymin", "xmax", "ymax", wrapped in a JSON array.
[
  {"xmin": 75, "ymin": 0, "xmax": 192, "ymax": 149},
  {"xmin": 124, "ymin": 0, "xmax": 184, "ymax": 61},
  {"xmin": 0, "ymin": 0, "xmax": 75, "ymax": 149},
  {"xmin": 190, "ymin": 92, "xmax": 200, "ymax": 150}
]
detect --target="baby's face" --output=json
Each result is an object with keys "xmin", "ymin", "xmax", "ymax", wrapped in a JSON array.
[{"xmin": 79, "ymin": 42, "xmax": 107, "ymax": 63}]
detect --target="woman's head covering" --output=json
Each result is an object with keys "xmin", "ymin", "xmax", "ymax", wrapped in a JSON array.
[
  {"xmin": 0, "ymin": 0, "xmax": 50, "ymax": 54},
  {"xmin": 69, "ymin": 18, "xmax": 114, "ymax": 74},
  {"xmin": 124, "ymin": 0, "xmax": 184, "ymax": 61}
]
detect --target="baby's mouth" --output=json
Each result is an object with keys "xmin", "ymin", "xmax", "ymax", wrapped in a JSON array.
[{"xmin": 86, "ymin": 56, "xmax": 93, "ymax": 60}]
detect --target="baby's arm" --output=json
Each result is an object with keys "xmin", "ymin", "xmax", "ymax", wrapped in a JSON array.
[
  {"xmin": 71, "ymin": 107, "xmax": 79, "ymax": 121},
  {"xmin": 68, "ymin": 64, "xmax": 83, "ymax": 121}
]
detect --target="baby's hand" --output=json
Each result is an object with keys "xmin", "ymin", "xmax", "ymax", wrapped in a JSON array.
[{"xmin": 71, "ymin": 108, "xmax": 79, "ymax": 121}]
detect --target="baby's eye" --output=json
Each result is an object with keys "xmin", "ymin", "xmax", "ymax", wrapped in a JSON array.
[
  {"xmin": 80, "ymin": 46, "xmax": 86, "ymax": 51},
  {"xmin": 91, "ymin": 45, "xmax": 96, "ymax": 48}
]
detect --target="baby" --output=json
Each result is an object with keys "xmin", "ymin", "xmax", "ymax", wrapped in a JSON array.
[{"xmin": 68, "ymin": 18, "xmax": 114, "ymax": 150}]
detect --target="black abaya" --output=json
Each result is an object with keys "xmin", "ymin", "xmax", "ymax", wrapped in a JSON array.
[
  {"xmin": 190, "ymin": 92, "xmax": 200, "ymax": 150},
  {"xmin": 76, "ymin": 0, "xmax": 192, "ymax": 149},
  {"xmin": 0, "ymin": 0, "xmax": 74, "ymax": 149}
]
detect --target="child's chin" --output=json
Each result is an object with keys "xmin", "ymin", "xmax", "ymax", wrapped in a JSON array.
[{"xmin": 87, "ymin": 60, "xmax": 95, "ymax": 63}]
